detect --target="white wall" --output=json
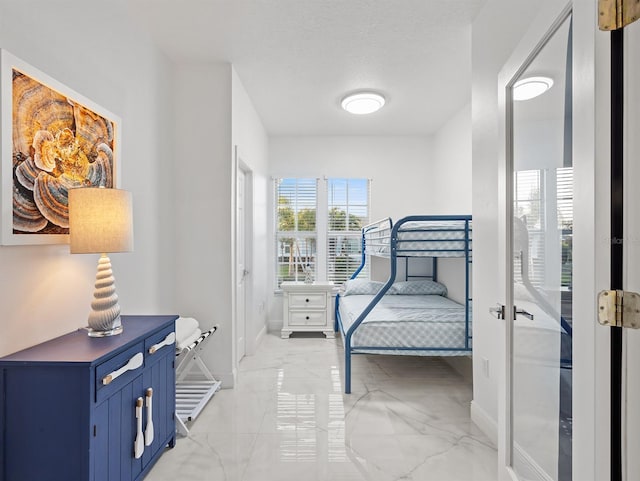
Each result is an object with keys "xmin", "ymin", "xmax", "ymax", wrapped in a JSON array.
[
  {"xmin": 170, "ymin": 64, "xmax": 269, "ymax": 387},
  {"xmin": 172, "ymin": 63, "xmax": 235, "ymax": 385},
  {"xmin": 232, "ymin": 68, "xmax": 270, "ymax": 356},
  {"xmin": 270, "ymin": 136, "xmax": 435, "ymax": 221},
  {"xmin": 431, "ymin": 104, "xmax": 473, "ymax": 214},
  {"xmin": 470, "ymin": 0, "xmax": 551, "ymax": 441},
  {"xmin": 0, "ymin": 1, "xmax": 174, "ymax": 356},
  {"xmin": 430, "ymin": 104, "xmax": 472, "ymax": 305}
]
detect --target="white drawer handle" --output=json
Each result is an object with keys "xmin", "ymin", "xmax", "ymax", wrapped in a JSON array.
[
  {"xmin": 144, "ymin": 388, "xmax": 154, "ymax": 446},
  {"xmin": 102, "ymin": 352, "xmax": 143, "ymax": 385},
  {"xmin": 148, "ymin": 332, "xmax": 176, "ymax": 354},
  {"xmin": 134, "ymin": 397, "xmax": 144, "ymax": 459}
]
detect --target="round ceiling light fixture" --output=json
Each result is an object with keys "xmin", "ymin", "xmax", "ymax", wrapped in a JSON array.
[
  {"xmin": 512, "ymin": 76, "xmax": 554, "ymax": 101},
  {"xmin": 341, "ymin": 91, "xmax": 386, "ymax": 115}
]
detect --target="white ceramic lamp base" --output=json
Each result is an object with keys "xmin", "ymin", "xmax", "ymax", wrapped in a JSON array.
[{"xmin": 87, "ymin": 254, "xmax": 123, "ymax": 337}]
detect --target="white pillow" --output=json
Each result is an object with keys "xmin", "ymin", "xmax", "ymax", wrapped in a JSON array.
[
  {"xmin": 390, "ymin": 280, "xmax": 448, "ymax": 296},
  {"xmin": 343, "ymin": 279, "xmax": 385, "ymax": 296}
]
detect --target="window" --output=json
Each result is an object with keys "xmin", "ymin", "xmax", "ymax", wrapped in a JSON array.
[
  {"xmin": 327, "ymin": 178, "xmax": 370, "ymax": 285},
  {"xmin": 275, "ymin": 178, "xmax": 317, "ymax": 287},
  {"xmin": 274, "ymin": 177, "xmax": 370, "ymax": 289}
]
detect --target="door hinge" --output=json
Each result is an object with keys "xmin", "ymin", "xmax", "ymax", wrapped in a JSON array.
[{"xmin": 598, "ymin": 290, "xmax": 640, "ymax": 328}]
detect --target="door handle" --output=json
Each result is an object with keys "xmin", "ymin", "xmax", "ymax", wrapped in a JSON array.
[
  {"xmin": 134, "ymin": 397, "xmax": 144, "ymax": 459},
  {"xmin": 489, "ymin": 304, "xmax": 506, "ymax": 320},
  {"xmin": 144, "ymin": 388, "xmax": 154, "ymax": 446},
  {"xmin": 102, "ymin": 352, "xmax": 143, "ymax": 385},
  {"xmin": 514, "ymin": 307, "xmax": 534, "ymax": 320},
  {"xmin": 148, "ymin": 332, "xmax": 176, "ymax": 354}
]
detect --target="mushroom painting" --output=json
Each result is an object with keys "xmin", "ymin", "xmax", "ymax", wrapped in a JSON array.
[{"xmin": 11, "ymin": 69, "xmax": 116, "ymax": 236}]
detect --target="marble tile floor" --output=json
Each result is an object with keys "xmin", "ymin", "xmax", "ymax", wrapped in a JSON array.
[{"xmin": 146, "ymin": 333, "xmax": 497, "ymax": 481}]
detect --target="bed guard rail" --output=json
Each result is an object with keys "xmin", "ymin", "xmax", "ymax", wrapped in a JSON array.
[{"xmin": 349, "ymin": 218, "xmax": 392, "ymax": 280}]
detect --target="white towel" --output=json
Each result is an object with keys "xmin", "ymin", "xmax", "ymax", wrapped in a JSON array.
[
  {"xmin": 177, "ymin": 327, "xmax": 202, "ymax": 350},
  {"xmin": 175, "ymin": 317, "xmax": 201, "ymax": 349}
]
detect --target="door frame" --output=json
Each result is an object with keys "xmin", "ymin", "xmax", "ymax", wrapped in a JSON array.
[
  {"xmin": 497, "ymin": 1, "xmax": 611, "ymax": 479},
  {"xmin": 622, "ymin": 18, "xmax": 640, "ymax": 480},
  {"xmin": 233, "ymin": 146, "xmax": 254, "ymax": 369}
]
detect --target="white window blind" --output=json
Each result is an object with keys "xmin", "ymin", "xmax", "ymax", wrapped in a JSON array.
[
  {"xmin": 326, "ymin": 178, "xmax": 370, "ymax": 285},
  {"xmin": 275, "ymin": 178, "xmax": 317, "ymax": 287}
]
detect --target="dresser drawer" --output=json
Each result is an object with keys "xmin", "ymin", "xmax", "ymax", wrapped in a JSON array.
[
  {"xmin": 289, "ymin": 311, "xmax": 326, "ymax": 326},
  {"xmin": 95, "ymin": 342, "xmax": 145, "ymax": 402},
  {"xmin": 145, "ymin": 324, "xmax": 176, "ymax": 365},
  {"xmin": 288, "ymin": 293, "xmax": 326, "ymax": 309}
]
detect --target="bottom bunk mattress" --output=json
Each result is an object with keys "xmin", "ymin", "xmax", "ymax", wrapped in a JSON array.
[{"xmin": 338, "ymin": 294, "xmax": 472, "ymax": 355}]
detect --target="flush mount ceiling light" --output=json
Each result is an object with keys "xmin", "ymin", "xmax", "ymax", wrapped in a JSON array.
[
  {"xmin": 512, "ymin": 76, "xmax": 554, "ymax": 101},
  {"xmin": 341, "ymin": 91, "xmax": 386, "ymax": 114}
]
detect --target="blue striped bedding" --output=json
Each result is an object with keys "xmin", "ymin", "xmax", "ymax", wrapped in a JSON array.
[{"xmin": 339, "ymin": 294, "xmax": 471, "ymax": 355}]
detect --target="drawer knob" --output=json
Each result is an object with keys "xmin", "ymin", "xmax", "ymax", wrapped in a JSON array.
[
  {"xmin": 306, "ymin": 316, "xmax": 310, "ymax": 320},
  {"xmin": 305, "ymin": 298, "xmax": 309, "ymax": 302}
]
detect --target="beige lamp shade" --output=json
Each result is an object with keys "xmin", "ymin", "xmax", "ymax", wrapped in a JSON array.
[{"xmin": 69, "ymin": 188, "xmax": 134, "ymax": 254}]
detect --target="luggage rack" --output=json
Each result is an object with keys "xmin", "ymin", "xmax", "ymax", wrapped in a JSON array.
[{"xmin": 175, "ymin": 324, "xmax": 221, "ymax": 436}]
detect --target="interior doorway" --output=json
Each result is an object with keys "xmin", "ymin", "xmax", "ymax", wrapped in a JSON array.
[{"xmin": 235, "ymin": 147, "xmax": 253, "ymax": 366}]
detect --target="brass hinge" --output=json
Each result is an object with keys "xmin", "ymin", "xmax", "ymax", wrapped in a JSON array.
[
  {"xmin": 599, "ymin": 0, "xmax": 640, "ymax": 31},
  {"xmin": 598, "ymin": 290, "xmax": 640, "ymax": 328}
]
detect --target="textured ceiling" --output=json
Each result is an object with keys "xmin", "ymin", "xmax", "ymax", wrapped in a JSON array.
[{"xmin": 128, "ymin": 0, "xmax": 486, "ymax": 136}]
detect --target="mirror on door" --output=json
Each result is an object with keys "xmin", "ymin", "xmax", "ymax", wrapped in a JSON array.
[{"xmin": 509, "ymin": 13, "xmax": 572, "ymax": 481}]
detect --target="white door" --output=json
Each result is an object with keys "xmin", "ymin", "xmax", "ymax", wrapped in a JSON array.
[
  {"xmin": 498, "ymin": 4, "xmax": 573, "ymax": 480},
  {"xmin": 499, "ymin": 3, "xmax": 621, "ymax": 479},
  {"xmin": 236, "ymin": 167, "xmax": 247, "ymax": 362}
]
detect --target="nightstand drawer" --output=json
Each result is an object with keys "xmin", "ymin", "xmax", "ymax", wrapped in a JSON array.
[
  {"xmin": 289, "ymin": 293, "xmax": 326, "ymax": 309},
  {"xmin": 289, "ymin": 311, "xmax": 326, "ymax": 326}
]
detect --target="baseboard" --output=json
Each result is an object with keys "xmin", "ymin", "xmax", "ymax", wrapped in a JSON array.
[
  {"xmin": 513, "ymin": 441, "xmax": 554, "ymax": 481},
  {"xmin": 246, "ymin": 323, "xmax": 267, "ymax": 356},
  {"xmin": 267, "ymin": 319, "xmax": 283, "ymax": 334},
  {"xmin": 215, "ymin": 369, "xmax": 237, "ymax": 389},
  {"xmin": 469, "ymin": 403, "xmax": 552, "ymax": 480},
  {"xmin": 255, "ymin": 323, "xmax": 267, "ymax": 348},
  {"xmin": 470, "ymin": 400, "xmax": 497, "ymax": 447}
]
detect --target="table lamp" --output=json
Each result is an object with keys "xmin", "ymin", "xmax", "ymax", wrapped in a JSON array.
[{"xmin": 68, "ymin": 187, "xmax": 133, "ymax": 337}]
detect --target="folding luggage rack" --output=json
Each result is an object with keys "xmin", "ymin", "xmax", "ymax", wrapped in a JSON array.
[{"xmin": 175, "ymin": 324, "xmax": 221, "ymax": 436}]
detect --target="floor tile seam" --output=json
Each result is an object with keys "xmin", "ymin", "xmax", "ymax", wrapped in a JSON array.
[{"xmin": 238, "ymin": 432, "xmax": 261, "ymax": 481}]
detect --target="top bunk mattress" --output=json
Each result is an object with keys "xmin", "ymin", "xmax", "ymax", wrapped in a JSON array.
[{"xmin": 338, "ymin": 294, "xmax": 472, "ymax": 354}]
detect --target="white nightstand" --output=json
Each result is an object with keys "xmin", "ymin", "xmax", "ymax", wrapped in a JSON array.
[{"xmin": 281, "ymin": 281, "xmax": 335, "ymax": 339}]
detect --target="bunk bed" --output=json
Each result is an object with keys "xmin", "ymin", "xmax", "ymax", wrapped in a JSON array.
[{"xmin": 335, "ymin": 215, "xmax": 472, "ymax": 393}]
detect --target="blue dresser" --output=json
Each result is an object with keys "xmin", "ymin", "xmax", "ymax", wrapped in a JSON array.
[{"xmin": 0, "ymin": 315, "xmax": 177, "ymax": 481}]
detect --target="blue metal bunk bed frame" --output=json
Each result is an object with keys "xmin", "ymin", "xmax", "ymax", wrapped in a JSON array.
[{"xmin": 335, "ymin": 214, "xmax": 473, "ymax": 394}]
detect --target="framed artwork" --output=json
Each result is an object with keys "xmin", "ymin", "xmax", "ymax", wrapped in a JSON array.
[{"xmin": 0, "ymin": 50, "xmax": 121, "ymax": 245}]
